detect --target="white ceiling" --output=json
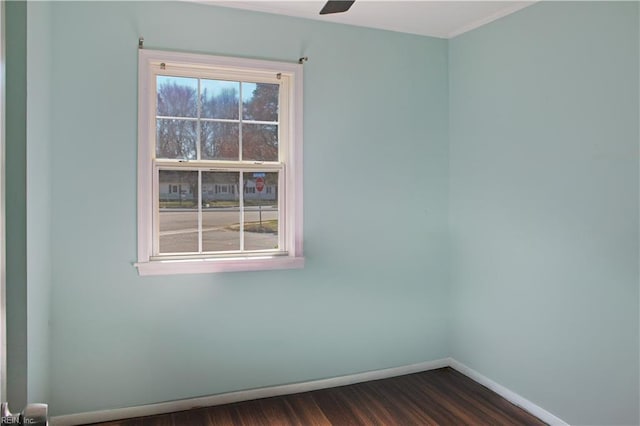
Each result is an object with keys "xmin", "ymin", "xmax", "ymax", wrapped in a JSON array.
[{"xmin": 200, "ymin": 1, "xmax": 536, "ymax": 39}]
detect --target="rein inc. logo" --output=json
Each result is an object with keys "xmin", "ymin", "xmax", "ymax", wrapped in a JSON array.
[
  {"xmin": 1, "ymin": 416, "xmax": 38, "ymax": 424},
  {"xmin": 0, "ymin": 402, "xmax": 48, "ymax": 425}
]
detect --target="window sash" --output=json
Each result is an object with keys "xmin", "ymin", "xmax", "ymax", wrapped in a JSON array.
[
  {"xmin": 154, "ymin": 74, "xmax": 282, "ymax": 163},
  {"xmin": 152, "ymin": 164, "xmax": 285, "ymax": 258},
  {"xmin": 150, "ymin": 64, "xmax": 288, "ymax": 258}
]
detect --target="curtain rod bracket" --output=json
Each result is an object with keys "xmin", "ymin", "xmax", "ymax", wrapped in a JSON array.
[
  {"xmin": 298, "ymin": 56, "xmax": 308, "ymax": 64},
  {"xmin": 139, "ymin": 37, "xmax": 144, "ymax": 49}
]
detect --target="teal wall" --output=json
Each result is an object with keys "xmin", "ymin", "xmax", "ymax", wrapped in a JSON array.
[
  {"xmin": 449, "ymin": 2, "xmax": 639, "ymax": 425},
  {"xmin": 25, "ymin": 0, "xmax": 52, "ymax": 405},
  {"xmin": 44, "ymin": 1, "xmax": 449, "ymax": 415},
  {"xmin": 6, "ymin": 0, "xmax": 28, "ymax": 411},
  {"xmin": 5, "ymin": 1, "xmax": 638, "ymax": 423}
]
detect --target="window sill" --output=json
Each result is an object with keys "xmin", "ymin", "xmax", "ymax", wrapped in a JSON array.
[{"xmin": 135, "ymin": 255, "xmax": 305, "ymax": 276}]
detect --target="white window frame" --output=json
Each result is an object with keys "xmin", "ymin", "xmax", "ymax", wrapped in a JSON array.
[{"xmin": 135, "ymin": 50, "xmax": 304, "ymax": 276}]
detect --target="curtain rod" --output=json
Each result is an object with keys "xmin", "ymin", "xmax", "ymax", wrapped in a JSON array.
[{"xmin": 138, "ymin": 36, "xmax": 308, "ymax": 65}]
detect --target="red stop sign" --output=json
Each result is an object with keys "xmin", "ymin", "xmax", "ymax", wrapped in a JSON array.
[{"xmin": 256, "ymin": 177, "xmax": 265, "ymax": 192}]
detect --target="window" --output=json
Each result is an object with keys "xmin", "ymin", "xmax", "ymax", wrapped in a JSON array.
[{"xmin": 136, "ymin": 50, "xmax": 304, "ymax": 275}]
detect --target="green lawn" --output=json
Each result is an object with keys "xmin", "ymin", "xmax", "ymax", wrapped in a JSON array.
[{"xmin": 226, "ymin": 219, "xmax": 278, "ymax": 234}]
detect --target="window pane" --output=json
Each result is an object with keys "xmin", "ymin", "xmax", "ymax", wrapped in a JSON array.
[
  {"xmin": 242, "ymin": 82, "xmax": 279, "ymax": 122},
  {"xmin": 156, "ymin": 119, "xmax": 197, "ymax": 159},
  {"xmin": 157, "ymin": 76, "xmax": 198, "ymax": 117},
  {"xmin": 158, "ymin": 170, "xmax": 198, "ymax": 253},
  {"xmin": 243, "ymin": 172, "xmax": 278, "ymax": 250},
  {"xmin": 201, "ymin": 122, "xmax": 239, "ymax": 161},
  {"xmin": 202, "ymin": 172, "xmax": 240, "ymax": 252},
  {"xmin": 201, "ymin": 79, "xmax": 239, "ymax": 120},
  {"xmin": 242, "ymin": 124, "xmax": 278, "ymax": 162}
]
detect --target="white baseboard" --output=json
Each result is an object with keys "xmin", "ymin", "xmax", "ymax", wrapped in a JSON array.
[
  {"xmin": 448, "ymin": 358, "xmax": 569, "ymax": 426},
  {"xmin": 51, "ymin": 357, "xmax": 568, "ymax": 426},
  {"xmin": 50, "ymin": 358, "xmax": 450, "ymax": 426}
]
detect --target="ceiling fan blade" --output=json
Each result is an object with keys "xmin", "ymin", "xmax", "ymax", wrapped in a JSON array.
[{"xmin": 319, "ymin": 0, "xmax": 355, "ymax": 15}]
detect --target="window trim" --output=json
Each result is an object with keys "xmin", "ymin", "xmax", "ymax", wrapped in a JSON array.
[{"xmin": 135, "ymin": 50, "xmax": 304, "ymax": 276}]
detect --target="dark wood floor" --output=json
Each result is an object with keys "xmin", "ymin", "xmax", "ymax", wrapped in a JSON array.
[{"xmin": 89, "ymin": 367, "xmax": 546, "ymax": 426}]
